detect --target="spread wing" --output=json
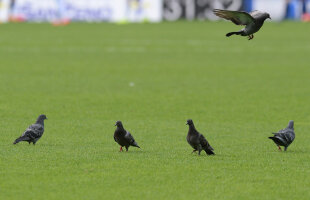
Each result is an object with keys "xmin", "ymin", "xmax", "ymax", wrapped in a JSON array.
[
  {"xmin": 124, "ymin": 131, "xmax": 140, "ymax": 147},
  {"xmin": 213, "ymin": 9, "xmax": 255, "ymax": 25}
]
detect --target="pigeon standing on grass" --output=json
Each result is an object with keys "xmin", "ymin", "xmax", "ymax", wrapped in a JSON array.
[
  {"xmin": 269, "ymin": 120, "xmax": 295, "ymax": 151},
  {"xmin": 13, "ymin": 114, "xmax": 47, "ymax": 145},
  {"xmin": 114, "ymin": 121, "xmax": 140, "ymax": 152},
  {"xmin": 213, "ymin": 9, "xmax": 271, "ymax": 40},
  {"xmin": 186, "ymin": 119, "xmax": 215, "ymax": 155}
]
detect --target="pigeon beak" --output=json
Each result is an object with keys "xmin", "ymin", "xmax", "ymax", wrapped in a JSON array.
[
  {"xmin": 268, "ymin": 17, "xmax": 271, "ymax": 20},
  {"xmin": 186, "ymin": 122, "xmax": 188, "ymax": 125},
  {"xmin": 114, "ymin": 123, "xmax": 117, "ymax": 126}
]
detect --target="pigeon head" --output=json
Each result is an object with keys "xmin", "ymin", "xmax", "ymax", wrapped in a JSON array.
[
  {"xmin": 186, "ymin": 119, "xmax": 194, "ymax": 126},
  {"xmin": 36, "ymin": 114, "xmax": 47, "ymax": 124},
  {"xmin": 115, "ymin": 121, "xmax": 123, "ymax": 127},
  {"xmin": 287, "ymin": 120, "xmax": 294, "ymax": 129},
  {"xmin": 41, "ymin": 114, "xmax": 47, "ymax": 119},
  {"xmin": 267, "ymin": 14, "xmax": 271, "ymax": 19},
  {"xmin": 264, "ymin": 13, "xmax": 271, "ymax": 20}
]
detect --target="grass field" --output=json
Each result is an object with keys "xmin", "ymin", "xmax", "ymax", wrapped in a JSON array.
[{"xmin": 1, "ymin": 21, "xmax": 310, "ymax": 199}]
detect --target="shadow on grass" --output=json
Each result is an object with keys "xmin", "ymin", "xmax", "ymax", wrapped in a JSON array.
[
  {"xmin": 111, "ymin": 149, "xmax": 148, "ymax": 154},
  {"xmin": 278, "ymin": 149, "xmax": 307, "ymax": 154}
]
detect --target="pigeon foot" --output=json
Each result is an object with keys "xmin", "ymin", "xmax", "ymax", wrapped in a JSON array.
[
  {"xmin": 248, "ymin": 34, "xmax": 254, "ymax": 40},
  {"xmin": 278, "ymin": 146, "xmax": 282, "ymax": 151},
  {"xmin": 120, "ymin": 147, "xmax": 123, "ymax": 152}
]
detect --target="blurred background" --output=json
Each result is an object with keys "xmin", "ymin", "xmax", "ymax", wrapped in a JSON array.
[{"xmin": 0, "ymin": 0, "xmax": 310, "ymax": 24}]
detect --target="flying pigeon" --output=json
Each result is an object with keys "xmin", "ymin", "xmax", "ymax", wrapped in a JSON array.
[
  {"xmin": 186, "ymin": 119, "xmax": 215, "ymax": 155},
  {"xmin": 269, "ymin": 120, "xmax": 295, "ymax": 151},
  {"xmin": 213, "ymin": 9, "xmax": 271, "ymax": 40},
  {"xmin": 114, "ymin": 121, "xmax": 140, "ymax": 152},
  {"xmin": 13, "ymin": 114, "xmax": 47, "ymax": 145}
]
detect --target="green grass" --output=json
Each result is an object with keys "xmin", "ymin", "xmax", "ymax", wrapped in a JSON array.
[{"xmin": 1, "ymin": 21, "xmax": 310, "ymax": 199}]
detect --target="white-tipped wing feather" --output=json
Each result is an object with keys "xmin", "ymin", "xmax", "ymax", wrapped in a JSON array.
[{"xmin": 213, "ymin": 9, "xmax": 255, "ymax": 25}]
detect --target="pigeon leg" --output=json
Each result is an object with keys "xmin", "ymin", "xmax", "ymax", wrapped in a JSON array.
[
  {"xmin": 120, "ymin": 146, "xmax": 123, "ymax": 152},
  {"xmin": 198, "ymin": 149, "xmax": 202, "ymax": 156},
  {"xmin": 125, "ymin": 147, "xmax": 129, "ymax": 152},
  {"xmin": 278, "ymin": 146, "xmax": 282, "ymax": 151},
  {"xmin": 248, "ymin": 35, "xmax": 253, "ymax": 40},
  {"xmin": 284, "ymin": 146, "xmax": 287, "ymax": 151}
]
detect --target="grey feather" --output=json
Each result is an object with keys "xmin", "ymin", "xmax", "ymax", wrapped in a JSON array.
[
  {"xmin": 213, "ymin": 9, "xmax": 271, "ymax": 40},
  {"xmin": 214, "ymin": 9, "xmax": 255, "ymax": 25},
  {"xmin": 114, "ymin": 121, "xmax": 140, "ymax": 151},
  {"xmin": 13, "ymin": 114, "xmax": 47, "ymax": 145},
  {"xmin": 186, "ymin": 119, "xmax": 215, "ymax": 156},
  {"xmin": 269, "ymin": 120, "xmax": 295, "ymax": 151}
]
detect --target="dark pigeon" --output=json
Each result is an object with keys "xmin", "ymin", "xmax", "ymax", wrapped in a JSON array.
[
  {"xmin": 269, "ymin": 120, "xmax": 295, "ymax": 151},
  {"xmin": 213, "ymin": 9, "xmax": 271, "ymax": 40},
  {"xmin": 13, "ymin": 114, "xmax": 47, "ymax": 145},
  {"xmin": 114, "ymin": 121, "xmax": 140, "ymax": 152},
  {"xmin": 186, "ymin": 119, "xmax": 215, "ymax": 155}
]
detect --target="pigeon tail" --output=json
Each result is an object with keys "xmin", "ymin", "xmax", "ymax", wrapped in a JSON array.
[
  {"xmin": 268, "ymin": 136, "xmax": 286, "ymax": 146},
  {"xmin": 268, "ymin": 136, "xmax": 278, "ymax": 142},
  {"xmin": 13, "ymin": 135, "xmax": 30, "ymax": 144},
  {"xmin": 205, "ymin": 149, "xmax": 215, "ymax": 155},
  {"xmin": 132, "ymin": 142, "xmax": 140, "ymax": 148},
  {"xmin": 226, "ymin": 31, "xmax": 242, "ymax": 37}
]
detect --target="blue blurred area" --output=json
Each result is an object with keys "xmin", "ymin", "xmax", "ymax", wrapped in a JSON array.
[
  {"xmin": 286, "ymin": 0, "xmax": 302, "ymax": 19},
  {"xmin": 243, "ymin": 0, "xmax": 253, "ymax": 12}
]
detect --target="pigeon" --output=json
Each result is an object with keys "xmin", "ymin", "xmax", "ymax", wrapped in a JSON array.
[
  {"xmin": 13, "ymin": 114, "xmax": 47, "ymax": 145},
  {"xmin": 186, "ymin": 119, "xmax": 215, "ymax": 155},
  {"xmin": 269, "ymin": 120, "xmax": 295, "ymax": 151},
  {"xmin": 114, "ymin": 121, "xmax": 140, "ymax": 152},
  {"xmin": 213, "ymin": 9, "xmax": 271, "ymax": 40}
]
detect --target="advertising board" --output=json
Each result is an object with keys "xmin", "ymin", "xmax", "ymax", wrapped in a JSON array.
[
  {"xmin": 12, "ymin": 0, "xmax": 161, "ymax": 22},
  {"xmin": 0, "ymin": 0, "xmax": 11, "ymax": 23}
]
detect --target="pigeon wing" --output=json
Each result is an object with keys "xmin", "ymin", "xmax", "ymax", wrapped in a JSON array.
[
  {"xmin": 125, "ymin": 131, "xmax": 140, "ymax": 147},
  {"xmin": 272, "ymin": 133, "xmax": 288, "ymax": 145},
  {"xmin": 25, "ymin": 123, "xmax": 44, "ymax": 138},
  {"xmin": 124, "ymin": 131, "xmax": 135, "ymax": 144},
  {"xmin": 283, "ymin": 130, "xmax": 295, "ymax": 144},
  {"xmin": 272, "ymin": 130, "xmax": 294, "ymax": 146},
  {"xmin": 199, "ymin": 134, "xmax": 214, "ymax": 151},
  {"xmin": 213, "ymin": 9, "xmax": 255, "ymax": 25},
  {"xmin": 113, "ymin": 135, "xmax": 118, "ymax": 142}
]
